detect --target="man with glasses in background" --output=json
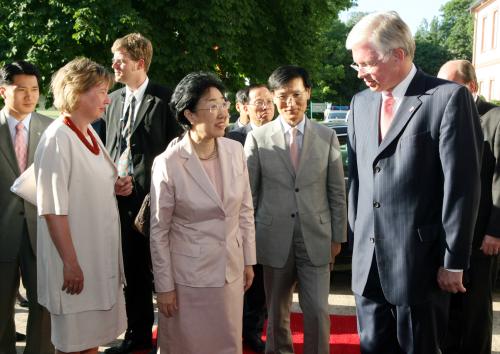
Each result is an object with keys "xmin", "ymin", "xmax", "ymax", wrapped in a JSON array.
[
  {"xmin": 346, "ymin": 12, "xmax": 482, "ymax": 353},
  {"xmin": 98, "ymin": 33, "xmax": 180, "ymax": 354},
  {"xmin": 244, "ymin": 66, "xmax": 347, "ymax": 354},
  {"xmin": 227, "ymin": 84, "xmax": 274, "ymax": 352},
  {"xmin": 230, "ymin": 88, "xmax": 250, "ymax": 131}
]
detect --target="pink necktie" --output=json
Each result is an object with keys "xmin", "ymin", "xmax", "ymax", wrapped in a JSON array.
[
  {"xmin": 289, "ymin": 127, "xmax": 299, "ymax": 171},
  {"xmin": 15, "ymin": 122, "xmax": 27, "ymax": 173},
  {"xmin": 380, "ymin": 91, "xmax": 395, "ymax": 140}
]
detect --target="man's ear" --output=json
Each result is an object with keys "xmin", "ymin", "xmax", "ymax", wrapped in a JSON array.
[
  {"xmin": 136, "ymin": 58, "xmax": 146, "ymax": 71},
  {"xmin": 467, "ymin": 81, "xmax": 478, "ymax": 95},
  {"xmin": 0, "ymin": 86, "xmax": 6, "ymax": 100}
]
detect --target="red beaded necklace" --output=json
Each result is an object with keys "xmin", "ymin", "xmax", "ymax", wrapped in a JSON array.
[{"xmin": 63, "ymin": 116, "xmax": 100, "ymax": 155}]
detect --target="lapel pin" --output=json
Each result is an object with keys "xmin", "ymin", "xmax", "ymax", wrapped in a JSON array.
[{"xmin": 409, "ymin": 106, "xmax": 415, "ymax": 112}]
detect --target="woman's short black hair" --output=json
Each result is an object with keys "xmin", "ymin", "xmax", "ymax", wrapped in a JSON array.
[{"xmin": 170, "ymin": 71, "xmax": 226, "ymax": 130}]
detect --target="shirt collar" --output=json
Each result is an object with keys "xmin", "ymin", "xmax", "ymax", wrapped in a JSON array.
[
  {"xmin": 6, "ymin": 110, "xmax": 32, "ymax": 132},
  {"xmin": 384, "ymin": 64, "xmax": 417, "ymax": 99},
  {"xmin": 125, "ymin": 76, "xmax": 149, "ymax": 104},
  {"xmin": 279, "ymin": 115, "xmax": 306, "ymax": 135}
]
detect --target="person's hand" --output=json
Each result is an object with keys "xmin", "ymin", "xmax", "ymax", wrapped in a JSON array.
[
  {"xmin": 244, "ymin": 265, "xmax": 255, "ymax": 292},
  {"xmin": 62, "ymin": 261, "xmax": 84, "ymax": 295},
  {"xmin": 157, "ymin": 291, "xmax": 178, "ymax": 317},
  {"xmin": 480, "ymin": 235, "xmax": 500, "ymax": 256},
  {"xmin": 437, "ymin": 267, "xmax": 466, "ymax": 293},
  {"xmin": 330, "ymin": 242, "xmax": 342, "ymax": 271},
  {"xmin": 115, "ymin": 176, "xmax": 133, "ymax": 196}
]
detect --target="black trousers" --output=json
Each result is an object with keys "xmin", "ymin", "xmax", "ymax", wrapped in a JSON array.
[
  {"xmin": 442, "ymin": 250, "xmax": 499, "ymax": 354},
  {"xmin": 355, "ymin": 256, "xmax": 449, "ymax": 354},
  {"xmin": 243, "ymin": 264, "xmax": 266, "ymax": 338},
  {"xmin": 118, "ymin": 195, "xmax": 154, "ymax": 347}
]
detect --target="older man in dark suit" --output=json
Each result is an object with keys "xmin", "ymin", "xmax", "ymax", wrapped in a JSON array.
[
  {"xmin": 99, "ymin": 33, "xmax": 180, "ymax": 354},
  {"xmin": 346, "ymin": 12, "xmax": 482, "ymax": 354},
  {"xmin": 0, "ymin": 61, "xmax": 53, "ymax": 354},
  {"xmin": 438, "ymin": 59, "xmax": 500, "ymax": 354}
]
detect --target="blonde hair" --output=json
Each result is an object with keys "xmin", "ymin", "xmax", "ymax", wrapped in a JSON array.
[
  {"xmin": 346, "ymin": 11, "xmax": 415, "ymax": 60},
  {"xmin": 112, "ymin": 33, "xmax": 153, "ymax": 72},
  {"xmin": 51, "ymin": 57, "xmax": 114, "ymax": 113}
]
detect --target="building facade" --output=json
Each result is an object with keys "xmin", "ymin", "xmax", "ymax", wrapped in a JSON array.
[{"xmin": 472, "ymin": 0, "xmax": 500, "ymax": 102}]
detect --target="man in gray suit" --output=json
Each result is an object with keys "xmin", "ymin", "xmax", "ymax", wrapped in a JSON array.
[
  {"xmin": 245, "ymin": 65, "xmax": 347, "ymax": 354},
  {"xmin": 346, "ymin": 12, "xmax": 483, "ymax": 353},
  {"xmin": 0, "ymin": 61, "xmax": 53, "ymax": 354}
]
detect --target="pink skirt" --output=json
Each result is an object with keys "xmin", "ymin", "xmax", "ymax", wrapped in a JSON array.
[{"xmin": 158, "ymin": 276, "xmax": 244, "ymax": 354}]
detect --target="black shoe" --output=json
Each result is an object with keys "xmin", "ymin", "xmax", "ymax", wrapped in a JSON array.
[
  {"xmin": 244, "ymin": 333, "xmax": 265, "ymax": 353},
  {"xmin": 16, "ymin": 332, "xmax": 26, "ymax": 342},
  {"xmin": 104, "ymin": 339, "xmax": 152, "ymax": 354}
]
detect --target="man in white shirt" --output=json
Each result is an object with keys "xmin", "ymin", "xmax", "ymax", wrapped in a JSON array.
[{"xmin": 0, "ymin": 60, "xmax": 53, "ymax": 354}]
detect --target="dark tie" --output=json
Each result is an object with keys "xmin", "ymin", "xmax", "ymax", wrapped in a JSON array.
[{"xmin": 118, "ymin": 96, "xmax": 136, "ymax": 176}]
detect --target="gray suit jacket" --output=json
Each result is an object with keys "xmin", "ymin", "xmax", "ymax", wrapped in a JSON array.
[
  {"xmin": 0, "ymin": 110, "xmax": 52, "ymax": 261},
  {"xmin": 245, "ymin": 117, "xmax": 347, "ymax": 268},
  {"xmin": 348, "ymin": 69, "xmax": 483, "ymax": 305}
]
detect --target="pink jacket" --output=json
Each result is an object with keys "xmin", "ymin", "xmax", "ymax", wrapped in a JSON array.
[{"xmin": 150, "ymin": 134, "xmax": 256, "ymax": 292}]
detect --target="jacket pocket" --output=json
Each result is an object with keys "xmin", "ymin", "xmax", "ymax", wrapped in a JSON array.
[
  {"xmin": 170, "ymin": 238, "xmax": 201, "ymax": 257},
  {"xmin": 256, "ymin": 214, "xmax": 273, "ymax": 226},
  {"xmin": 416, "ymin": 224, "xmax": 442, "ymax": 243}
]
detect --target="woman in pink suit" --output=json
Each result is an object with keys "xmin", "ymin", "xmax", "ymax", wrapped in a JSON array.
[{"xmin": 150, "ymin": 72, "xmax": 256, "ymax": 354}]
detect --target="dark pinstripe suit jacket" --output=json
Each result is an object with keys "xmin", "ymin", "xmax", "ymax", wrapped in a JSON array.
[{"xmin": 348, "ymin": 69, "xmax": 483, "ymax": 305}]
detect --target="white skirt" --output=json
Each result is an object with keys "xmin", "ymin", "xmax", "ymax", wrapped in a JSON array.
[{"xmin": 50, "ymin": 289, "xmax": 126, "ymax": 352}]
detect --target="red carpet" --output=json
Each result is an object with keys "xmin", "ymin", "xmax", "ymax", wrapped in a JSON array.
[
  {"xmin": 152, "ymin": 313, "xmax": 360, "ymax": 354},
  {"xmin": 244, "ymin": 313, "xmax": 360, "ymax": 354}
]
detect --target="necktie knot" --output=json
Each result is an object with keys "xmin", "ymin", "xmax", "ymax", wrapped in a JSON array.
[{"xmin": 16, "ymin": 121, "xmax": 24, "ymax": 132}]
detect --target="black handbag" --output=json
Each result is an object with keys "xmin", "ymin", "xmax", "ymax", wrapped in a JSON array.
[{"xmin": 133, "ymin": 193, "xmax": 151, "ymax": 238}]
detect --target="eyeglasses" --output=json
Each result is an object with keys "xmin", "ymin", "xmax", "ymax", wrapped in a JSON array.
[
  {"xmin": 196, "ymin": 101, "xmax": 231, "ymax": 114},
  {"xmin": 275, "ymin": 91, "xmax": 306, "ymax": 104},
  {"xmin": 248, "ymin": 100, "xmax": 273, "ymax": 109},
  {"xmin": 350, "ymin": 54, "xmax": 390, "ymax": 74}
]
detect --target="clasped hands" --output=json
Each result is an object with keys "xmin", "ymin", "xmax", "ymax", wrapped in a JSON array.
[{"xmin": 115, "ymin": 176, "xmax": 133, "ymax": 196}]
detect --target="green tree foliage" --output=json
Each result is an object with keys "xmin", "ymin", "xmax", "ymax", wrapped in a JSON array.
[
  {"xmin": 313, "ymin": 12, "xmax": 366, "ymax": 105},
  {"xmin": 414, "ymin": 0, "xmax": 474, "ymax": 75},
  {"xmin": 0, "ymin": 0, "xmax": 351, "ymax": 98}
]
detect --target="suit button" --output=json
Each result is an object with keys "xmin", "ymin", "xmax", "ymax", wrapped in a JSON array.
[
  {"xmin": 291, "ymin": 213, "xmax": 295, "ymax": 218},
  {"xmin": 369, "ymin": 237, "xmax": 375, "ymax": 243},
  {"xmin": 295, "ymin": 188, "xmax": 299, "ymax": 192},
  {"xmin": 374, "ymin": 166, "xmax": 381, "ymax": 173},
  {"xmin": 373, "ymin": 202, "xmax": 380, "ymax": 208},
  {"xmin": 19, "ymin": 211, "xmax": 25, "ymax": 216}
]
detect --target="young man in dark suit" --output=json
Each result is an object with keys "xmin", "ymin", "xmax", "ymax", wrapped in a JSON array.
[
  {"xmin": 346, "ymin": 12, "xmax": 483, "ymax": 353},
  {"xmin": 100, "ymin": 33, "xmax": 180, "ymax": 354},
  {"xmin": 438, "ymin": 59, "xmax": 500, "ymax": 354},
  {"xmin": 0, "ymin": 61, "xmax": 53, "ymax": 354}
]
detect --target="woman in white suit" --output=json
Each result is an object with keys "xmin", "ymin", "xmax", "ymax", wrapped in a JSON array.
[
  {"xmin": 150, "ymin": 72, "xmax": 256, "ymax": 354},
  {"xmin": 34, "ymin": 58, "xmax": 130, "ymax": 354}
]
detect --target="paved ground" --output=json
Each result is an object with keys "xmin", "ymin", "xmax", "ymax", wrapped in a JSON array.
[{"xmin": 13, "ymin": 268, "xmax": 500, "ymax": 353}]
